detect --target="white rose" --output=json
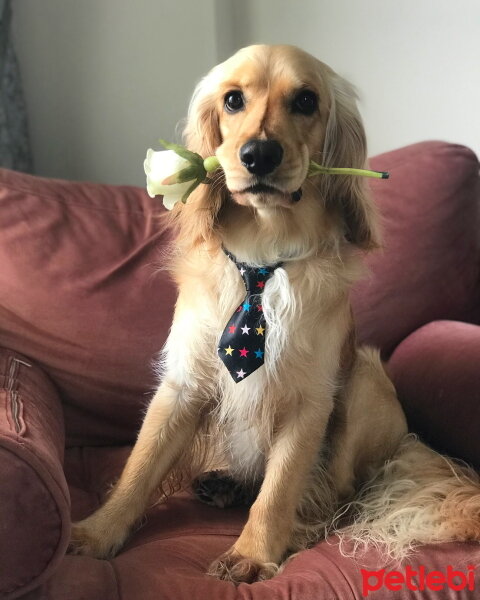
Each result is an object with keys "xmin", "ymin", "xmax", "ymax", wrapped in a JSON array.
[{"xmin": 144, "ymin": 149, "xmax": 193, "ymax": 209}]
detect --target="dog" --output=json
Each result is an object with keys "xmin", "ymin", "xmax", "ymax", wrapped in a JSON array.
[{"xmin": 70, "ymin": 44, "xmax": 480, "ymax": 584}]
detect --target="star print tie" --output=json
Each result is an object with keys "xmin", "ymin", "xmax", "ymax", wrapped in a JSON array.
[{"xmin": 218, "ymin": 249, "xmax": 282, "ymax": 382}]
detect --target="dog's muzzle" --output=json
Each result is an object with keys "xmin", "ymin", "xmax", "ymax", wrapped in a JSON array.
[{"xmin": 240, "ymin": 139, "xmax": 283, "ymax": 177}]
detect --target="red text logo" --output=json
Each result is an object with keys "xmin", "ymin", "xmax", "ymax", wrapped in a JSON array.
[{"xmin": 361, "ymin": 565, "xmax": 475, "ymax": 597}]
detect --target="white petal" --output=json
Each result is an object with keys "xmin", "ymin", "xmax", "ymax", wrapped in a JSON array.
[
  {"xmin": 162, "ymin": 190, "xmax": 185, "ymax": 210},
  {"xmin": 144, "ymin": 149, "xmax": 189, "ymax": 180},
  {"xmin": 148, "ymin": 180, "xmax": 191, "ymax": 200},
  {"xmin": 144, "ymin": 148, "xmax": 193, "ymax": 199},
  {"xmin": 144, "ymin": 148, "xmax": 192, "ymax": 198}
]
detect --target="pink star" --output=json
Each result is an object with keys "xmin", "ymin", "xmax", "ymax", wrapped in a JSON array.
[
  {"xmin": 239, "ymin": 347, "xmax": 249, "ymax": 357},
  {"xmin": 228, "ymin": 325, "xmax": 236, "ymax": 334},
  {"xmin": 256, "ymin": 281, "xmax": 265, "ymax": 289},
  {"xmin": 257, "ymin": 304, "xmax": 263, "ymax": 312}
]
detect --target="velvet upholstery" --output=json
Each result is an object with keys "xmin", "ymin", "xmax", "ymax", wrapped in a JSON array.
[
  {"xmin": 0, "ymin": 168, "xmax": 176, "ymax": 446},
  {"xmin": 352, "ymin": 141, "xmax": 480, "ymax": 356},
  {"xmin": 0, "ymin": 350, "xmax": 69, "ymax": 600},
  {"xmin": 0, "ymin": 140, "xmax": 479, "ymax": 599},
  {"xmin": 388, "ymin": 320, "xmax": 480, "ymax": 469}
]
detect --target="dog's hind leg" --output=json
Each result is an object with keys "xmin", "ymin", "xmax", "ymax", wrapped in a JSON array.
[
  {"xmin": 327, "ymin": 346, "xmax": 408, "ymax": 503},
  {"xmin": 328, "ymin": 347, "xmax": 480, "ymax": 559},
  {"xmin": 288, "ymin": 345, "xmax": 407, "ymax": 553}
]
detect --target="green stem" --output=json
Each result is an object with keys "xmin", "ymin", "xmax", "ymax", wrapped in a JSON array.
[{"xmin": 308, "ymin": 161, "xmax": 389, "ymax": 179}]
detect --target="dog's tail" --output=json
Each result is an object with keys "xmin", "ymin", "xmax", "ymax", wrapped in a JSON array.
[{"xmin": 335, "ymin": 434, "xmax": 480, "ymax": 560}]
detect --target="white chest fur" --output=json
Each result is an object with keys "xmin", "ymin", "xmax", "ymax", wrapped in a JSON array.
[
  {"xmin": 213, "ymin": 264, "xmax": 297, "ymax": 479},
  {"xmin": 158, "ymin": 250, "xmax": 349, "ymax": 481}
]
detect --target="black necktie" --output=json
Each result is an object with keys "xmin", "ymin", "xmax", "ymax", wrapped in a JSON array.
[{"xmin": 218, "ymin": 249, "xmax": 282, "ymax": 382}]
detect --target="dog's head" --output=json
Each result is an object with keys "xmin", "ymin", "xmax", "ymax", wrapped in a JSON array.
[{"xmin": 178, "ymin": 45, "xmax": 379, "ymax": 254}]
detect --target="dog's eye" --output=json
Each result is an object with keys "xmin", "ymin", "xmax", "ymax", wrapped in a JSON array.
[
  {"xmin": 292, "ymin": 90, "xmax": 318, "ymax": 115},
  {"xmin": 224, "ymin": 91, "xmax": 244, "ymax": 113}
]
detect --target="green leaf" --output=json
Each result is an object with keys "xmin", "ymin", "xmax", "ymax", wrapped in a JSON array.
[
  {"xmin": 176, "ymin": 164, "xmax": 200, "ymax": 183},
  {"xmin": 181, "ymin": 178, "xmax": 202, "ymax": 203},
  {"xmin": 159, "ymin": 139, "xmax": 203, "ymax": 167}
]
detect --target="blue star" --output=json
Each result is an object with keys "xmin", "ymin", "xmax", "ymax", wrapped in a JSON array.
[
  {"xmin": 254, "ymin": 349, "xmax": 264, "ymax": 359},
  {"xmin": 243, "ymin": 302, "xmax": 251, "ymax": 311},
  {"xmin": 258, "ymin": 268, "xmax": 269, "ymax": 276}
]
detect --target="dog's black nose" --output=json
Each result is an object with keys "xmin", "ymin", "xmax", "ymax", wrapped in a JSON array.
[{"xmin": 239, "ymin": 139, "xmax": 283, "ymax": 176}]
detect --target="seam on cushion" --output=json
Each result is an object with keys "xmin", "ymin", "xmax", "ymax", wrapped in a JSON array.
[
  {"xmin": 79, "ymin": 446, "xmax": 101, "ymax": 500},
  {"xmin": 1, "ymin": 389, "xmax": 14, "ymax": 432},
  {"xmin": 1, "ymin": 446, "xmax": 63, "ymax": 596},
  {"xmin": 124, "ymin": 532, "xmax": 241, "ymax": 553},
  {"xmin": 75, "ymin": 447, "xmax": 105, "ymax": 504},
  {"xmin": 311, "ymin": 546, "xmax": 357, "ymax": 600},
  {"xmin": 8, "ymin": 390, "xmax": 26, "ymax": 435},
  {"xmin": 145, "ymin": 531, "xmax": 241, "ymax": 541},
  {"xmin": 106, "ymin": 559, "xmax": 122, "ymax": 600},
  {"xmin": 2, "ymin": 357, "xmax": 32, "ymax": 437},
  {"xmin": 0, "ymin": 181, "xmax": 160, "ymax": 216}
]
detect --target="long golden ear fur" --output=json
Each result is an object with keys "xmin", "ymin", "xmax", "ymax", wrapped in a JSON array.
[
  {"xmin": 184, "ymin": 72, "xmax": 222, "ymax": 157},
  {"xmin": 168, "ymin": 71, "xmax": 226, "ymax": 251},
  {"xmin": 320, "ymin": 71, "xmax": 381, "ymax": 250}
]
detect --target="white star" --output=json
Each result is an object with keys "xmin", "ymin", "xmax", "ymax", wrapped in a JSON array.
[
  {"xmin": 236, "ymin": 369, "xmax": 247, "ymax": 379},
  {"xmin": 241, "ymin": 325, "xmax": 250, "ymax": 334},
  {"xmin": 239, "ymin": 267, "xmax": 246, "ymax": 276}
]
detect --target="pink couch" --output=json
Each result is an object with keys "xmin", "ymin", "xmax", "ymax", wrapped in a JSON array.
[{"xmin": 1, "ymin": 141, "xmax": 479, "ymax": 600}]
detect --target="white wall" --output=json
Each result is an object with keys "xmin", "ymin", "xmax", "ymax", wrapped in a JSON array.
[
  {"xmin": 12, "ymin": 0, "xmax": 480, "ymax": 186},
  {"xmin": 12, "ymin": 0, "xmax": 218, "ymax": 185},
  {"xmin": 227, "ymin": 0, "xmax": 480, "ymax": 160}
]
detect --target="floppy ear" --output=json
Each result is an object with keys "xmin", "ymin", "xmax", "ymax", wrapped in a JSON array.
[
  {"xmin": 168, "ymin": 70, "xmax": 225, "ymax": 250},
  {"xmin": 320, "ymin": 72, "xmax": 380, "ymax": 250},
  {"xmin": 183, "ymin": 73, "xmax": 222, "ymax": 157}
]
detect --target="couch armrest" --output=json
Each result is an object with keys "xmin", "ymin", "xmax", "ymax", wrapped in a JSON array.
[
  {"xmin": 388, "ymin": 320, "xmax": 480, "ymax": 469},
  {"xmin": 0, "ymin": 349, "xmax": 70, "ymax": 600}
]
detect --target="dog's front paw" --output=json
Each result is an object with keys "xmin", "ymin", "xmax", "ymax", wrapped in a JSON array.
[
  {"xmin": 69, "ymin": 516, "xmax": 127, "ymax": 559},
  {"xmin": 208, "ymin": 549, "xmax": 279, "ymax": 584}
]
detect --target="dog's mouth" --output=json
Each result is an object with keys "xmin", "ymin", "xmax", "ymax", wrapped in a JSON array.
[
  {"xmin": 243, "ymin": 183, "xmax": 281, "ymax": 195},
  {"xmin": 234, "ymin": 183, "xmax": 303, "ymax": 204}
]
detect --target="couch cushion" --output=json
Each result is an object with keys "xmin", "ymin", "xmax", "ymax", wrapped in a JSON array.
[
  {"xmin": 388, "ymin": 320, "xmax": 480, "ymax": 469},
  {"xmin": 41, "ymin": 539, "xmax": 480, "ymax": 600},
  {"xmin": 1, "ymin": 141, "xmax": 479, "ymax": 445},
  {"xmin": 0, "ymin": 168, "xmax": 176, "ymax": 446},
  {"xmin": 0, "ymin": 350, "xmax": 70, "ymax": 600},
  {"xmin": 352, "ymin": 141, "xmax": 480, "ymax": 356},
  {"xmin": 30, "ymin": 446, "xmax": 480, "ymax": 600}
]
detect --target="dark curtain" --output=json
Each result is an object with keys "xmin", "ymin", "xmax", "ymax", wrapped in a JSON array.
[{"xmin": 0, "ymin": 0, "xmax": 32, "ymax": 172}]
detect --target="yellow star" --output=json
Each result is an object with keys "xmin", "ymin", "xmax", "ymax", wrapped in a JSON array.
[
  {"xmin": 224, "ymin": 345, "xmax": 234, "ymax": 356},
  {"xmin": 255, "ymin": 325, "xmax": 265, "ymax": 336}
]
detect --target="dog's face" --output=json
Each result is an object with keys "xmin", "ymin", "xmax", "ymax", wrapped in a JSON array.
[
  {"xmin": 182, "ymin": 45, "xmax": 379, "ymax": 251},
  {"xmin": 213, "ymin": 46, "xmax": 331, "ymax": 209}
]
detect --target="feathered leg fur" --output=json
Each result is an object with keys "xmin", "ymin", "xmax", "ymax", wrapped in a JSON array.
[{"xmin": 290, "ymin": 347, "xmax": 480, "ymax": 563}]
